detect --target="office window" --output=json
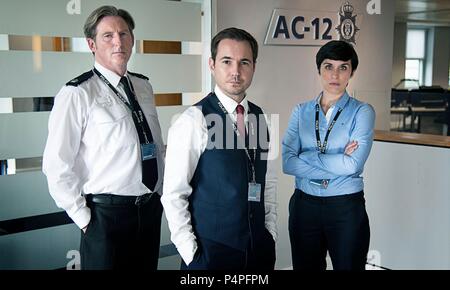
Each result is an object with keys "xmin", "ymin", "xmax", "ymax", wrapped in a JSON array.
[
  {"xmin": 405, "ymin": 29, "xmax": 426, "ymax": 88},
  {"xmin": 404, "ymin": 59, "xmax": 422, "ymax": 87}
]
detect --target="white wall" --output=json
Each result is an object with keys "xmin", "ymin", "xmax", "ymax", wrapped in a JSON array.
[
  {"xmin": 364, "ymin": 141, "xmax": 450, "ymax": 269},
  {"xmin": 215, "ymin": 0, "xmax": 395, "ymax": 269}
]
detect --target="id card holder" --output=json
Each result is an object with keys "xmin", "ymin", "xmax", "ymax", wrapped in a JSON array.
[
  {"xmin": 309, "ymin": 179, "xmax": 329, "ymax": 189},
  {"xmin": 141, "ymin": 143, "xmax": 157, "ymax": 161},
  {"xmin": 248, "ymin": 182, "xmax": 261, "ymax": 202},
  {"xmin": 321, "ymin": 179, "xmax": 329, "ymax": 189}
]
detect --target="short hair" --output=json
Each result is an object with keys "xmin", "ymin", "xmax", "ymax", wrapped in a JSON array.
[
  {"xmin": 84, "ymin": 6, "xmax": 135, "ymax": 40},
  {"xmin": 211, "ymin": 27, "xmax": 258, "ymax": 63},
  {"xmin": 316, "ymin": 40, "xmax": 359, "ymax": 75}
]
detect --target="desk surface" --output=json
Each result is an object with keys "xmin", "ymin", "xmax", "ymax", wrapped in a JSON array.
[
  {"xmin": 390, "ymin": 107, "xmax": 409, "ymax": 113},
  {"xmin": 412, "ymin": 107, "xmax": 446, "ymax": 112},
  {"xmin": 391, "ymin": 106, "xmax": 446, "ymax": 113},
  {"xmin": 375, "ymin": 130, "xmax": 450, "ymax": 148}
]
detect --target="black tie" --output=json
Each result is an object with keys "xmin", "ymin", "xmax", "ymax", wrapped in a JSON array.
[{"xmin": 120, "ymin": 76, "xmax": 158, "ymax": 192}]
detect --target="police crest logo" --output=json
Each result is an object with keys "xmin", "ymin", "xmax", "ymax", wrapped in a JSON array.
[{"xmin": 336, "ymin": 2, "xmax": 360, "ymax": 45}]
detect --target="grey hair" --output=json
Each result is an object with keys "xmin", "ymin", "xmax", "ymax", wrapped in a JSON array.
[{"xmin": 83, "ymin": 5, "xmax": 135, "ymax": 39}]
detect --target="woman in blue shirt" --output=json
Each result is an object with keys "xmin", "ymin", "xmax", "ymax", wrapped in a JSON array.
[{"xmin": 282, "ymin": 40, "xmax": 375, "ymax": 270}]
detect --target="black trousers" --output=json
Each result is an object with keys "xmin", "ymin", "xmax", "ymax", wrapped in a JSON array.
[
  {"xmin": 289, "ymin": 189, "xmax": 370, "ymax": 270},
  {"xmin": 181, "ymin": 229, "xmax": 276, "ymax": 270},
  {"xmin": 80, "ymin": 193, "xmax": 163, "ymax": 270}
]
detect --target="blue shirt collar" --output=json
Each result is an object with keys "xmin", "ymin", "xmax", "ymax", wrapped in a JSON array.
[{"xmin": 315, "ymin": 91, "xmax": 350, "ymax": 110}]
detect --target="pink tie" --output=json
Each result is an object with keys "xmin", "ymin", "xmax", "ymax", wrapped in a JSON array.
[{"xmin": 236, "ymin": 104, "xmax": 245, "ymax": 137}]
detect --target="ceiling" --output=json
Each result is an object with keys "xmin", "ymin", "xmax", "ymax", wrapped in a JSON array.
[{"xmin": 395, "ymin": 0, "xmax": 450, "ymax": 26}]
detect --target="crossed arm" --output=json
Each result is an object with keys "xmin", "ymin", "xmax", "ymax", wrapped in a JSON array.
[{"xmin": 282, "ymin": 104, "xmax": 375, "ymax": 178}]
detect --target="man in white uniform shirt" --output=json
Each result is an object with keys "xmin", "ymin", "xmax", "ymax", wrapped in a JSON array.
[
  {"xmin": 162, "ymin": 27, "xmax": 277, "ymax": 270},
  {"xmin": 42, "ymin": 6, "xmax": 165, "ymax": 270}
]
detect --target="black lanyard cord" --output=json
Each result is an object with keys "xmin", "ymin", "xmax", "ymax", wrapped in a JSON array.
[
  {"xmin": 93, "ymin": 68, "xmax": 151, "ymax": 144},
  {"xmin": 315, "ymin": 104, "xmax": 342, "ymax": 154}
]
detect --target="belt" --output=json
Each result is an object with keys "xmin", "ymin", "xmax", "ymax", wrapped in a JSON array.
[{"xmin": 85, "ymin": 193, "xmax": 154, "ymax": 206}]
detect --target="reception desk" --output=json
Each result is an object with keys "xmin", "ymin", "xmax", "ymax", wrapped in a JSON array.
[
  {"xmin": 374, "ymin": 130, "xmax": 450, "ymax": 148},
  {"xmin": 363, "ymin": 130, "xmax": 450, "ymax": 269}
]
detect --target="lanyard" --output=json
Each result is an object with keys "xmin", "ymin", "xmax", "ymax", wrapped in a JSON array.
[
  {"xmin": 315, "ymin": 104, "xmax": 342, "ymax": 154},
  {"xmin": 217, "ymin": 99, "xmax": 257, "ymax": 183},
  {"xmin": 93, "ymin": 68, "xmax": 150, "ymax": 144}
]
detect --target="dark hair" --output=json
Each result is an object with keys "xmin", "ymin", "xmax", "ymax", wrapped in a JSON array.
[
  {"xmin": 211, "ymin": 27, "xmax": 258, "ymax": 63},
  {"xmin": 84, "ymin": 6, "xmax": 135, "ymax": 39},
  {"xmin": 316, "ymin": 40, "xmax": 358, "ymax": 75}
]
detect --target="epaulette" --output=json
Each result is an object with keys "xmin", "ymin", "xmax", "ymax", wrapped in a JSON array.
[
  {"xmin": 66, "ymin": 70, "xmax": 94, "ymax": 86},
  {"xmin": 128, "ymin": 71, "xmax": 149, "ymax": 80}
]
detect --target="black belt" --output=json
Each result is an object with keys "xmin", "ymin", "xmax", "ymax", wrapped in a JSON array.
[{"xmin": 85, "ymin": 193, "xmax": 154, "ymax": 206}]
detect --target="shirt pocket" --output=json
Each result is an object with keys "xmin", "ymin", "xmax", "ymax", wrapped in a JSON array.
[{"xmin": 91, "ymin": 104, "xmax": 137, "ymax": 151}]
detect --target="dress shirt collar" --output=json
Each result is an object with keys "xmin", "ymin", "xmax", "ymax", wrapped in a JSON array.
[
  {"xmin": 94, "ymin": 62, "xmax": 128, "ymax": 88},
  {"xmin": 315, "ymin": 91, "xmax": 350, "ymax": 110},
  {"xmin": 214, "ymin": 85, "xmax": 249, "ymax": 114}
]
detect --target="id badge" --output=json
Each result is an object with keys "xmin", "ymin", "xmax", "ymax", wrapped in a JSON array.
[
  {"xmin": 309, "ymin": 179, "xmax": 329, "ymax": 189},
  {"xmin": 248, "ymin": 182, "xmax": 261, "ymax": 202},
  {"xmin": 141, "ymin": 143, "xmax": 157, "ymax": 161}
]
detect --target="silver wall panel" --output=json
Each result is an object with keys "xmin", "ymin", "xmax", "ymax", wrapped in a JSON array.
[
  {"xmin": 0, "ymin": 112, "xmax": 49, "ymax": 159},
  {"xmin": 0, "ymin": 224, "xmax": 80, "ymax": 270},
  {"xmin": 0, "ymin": 51, "xmax": 201, "ymax": 97},
  {"xmin": 0, "ymin": 106, "xmax": 188, "ymax": 159},
  {"xmin": 0, "ymin": 171, "xmax": 55, "ymax": 221},
  {"xmin": 155, "ymin": 105, "xmax": 188, "ymax": 144},
  {"xmin": 0, "ymin": 0, "xmax": 201, "ymax": 41},
  {"xmin": 158, "ymin": 255, "xmax": 181, "ymax": 270}
]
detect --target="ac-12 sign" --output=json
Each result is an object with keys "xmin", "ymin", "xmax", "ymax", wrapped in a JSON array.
[{"xmin": 265, "ymin": 9, "xmax": 341, "ymax": 46}]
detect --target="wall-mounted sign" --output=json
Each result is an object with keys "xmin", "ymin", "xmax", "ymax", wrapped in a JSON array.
[
  {"xmin": 336, "ymin": 2, "xmax": 360, "ymax": 44},
  {"xmin": 264, "ymin": 2, "xmax": 360, "ymax": 46}
]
